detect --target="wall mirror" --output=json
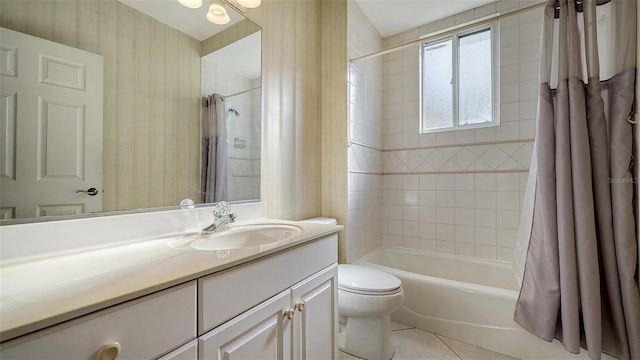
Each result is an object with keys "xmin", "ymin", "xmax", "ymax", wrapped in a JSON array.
[{"xmin": 0, "ymin": 0, "xmax": 262, "ymax": 224}]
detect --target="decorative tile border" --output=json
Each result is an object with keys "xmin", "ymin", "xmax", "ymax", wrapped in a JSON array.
[
  {"xmin": 383, "ymin": 168, "xmax": 530, "ymax": 175},
  {"xmin": 383, "ymin": 141, "xmax": 534, "ymax": 173},
  {"xmin": 348, "ymin": 139, "xmax": 534, "ymax": 175},
  {"xmin": 348, "ymin": 142, "xmax": 383, "ymax": 173},
  {"xmin": 382, "ymin": 138, "xmax": 535, "ymax": 152}
]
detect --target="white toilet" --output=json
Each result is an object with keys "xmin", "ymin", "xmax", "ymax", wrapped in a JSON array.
[
  {"xmin": 338, "ymin": 264, "xmax": 404, "ymax": 360},
  {"xmin": 302, "ymin": 217, "xmax": 404, "ymax": 359}
]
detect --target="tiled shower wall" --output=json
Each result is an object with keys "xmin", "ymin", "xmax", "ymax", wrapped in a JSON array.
[
  {"xmin": 346, "ymin": 1, "xmax": 384, "ymax": 262},
  {"xmin": 380, "ymin": 1, "xmax": 542, "ymax": 261}
]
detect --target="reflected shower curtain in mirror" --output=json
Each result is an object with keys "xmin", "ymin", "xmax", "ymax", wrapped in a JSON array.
[
  {"xmin": 514, "ymin": 1, "xmax": 639, "ymax": 359},
  {"xmin": 201, "ymin": 93, "xmax": 228, "ymax": 203}
]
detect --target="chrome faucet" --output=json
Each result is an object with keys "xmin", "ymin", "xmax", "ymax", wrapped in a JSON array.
[{"xmin": 202, "ymin": 201, "xmax": 236, "ymax": 233}]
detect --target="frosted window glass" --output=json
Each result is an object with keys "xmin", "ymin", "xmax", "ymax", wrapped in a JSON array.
[
  {"xmin": 422, "ymin": 39, "xmax": 453, "ymax": 130},
  {"xmin": 459, "ymin": 29, "xmax": 492, "ymax": 125}
]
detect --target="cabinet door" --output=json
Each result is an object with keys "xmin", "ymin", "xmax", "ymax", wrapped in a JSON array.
[
  {"xmin": 291, "ymin": 264, "xmax": 338, "ymax": 360},
  {"xmin": 199, "ymin": 290, "xmax": 291, "ymax": 360}
]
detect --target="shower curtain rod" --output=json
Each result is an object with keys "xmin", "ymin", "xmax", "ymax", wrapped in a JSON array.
[
  {"xmin": 225, "ymin": 86, "xmax": 261, "ymax": 98},
  {"xmin": 350, "ymin": 1, "xmax": 546, "ymax": 64}
]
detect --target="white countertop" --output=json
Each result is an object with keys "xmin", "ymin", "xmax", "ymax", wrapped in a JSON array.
[{"xmin": 0, "ymin": 218, "xmax": 341, "ymax": 342}]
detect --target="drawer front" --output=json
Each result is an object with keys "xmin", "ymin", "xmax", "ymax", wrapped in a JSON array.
[
  {"xmin": 0, "ymin": 281, "xmax": 197, "ymax": 360},
  {"xmin": 198, "ymin": 235, "xmax": 338, "ymax": 334}
]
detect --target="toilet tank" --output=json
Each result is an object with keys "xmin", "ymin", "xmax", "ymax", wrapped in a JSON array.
[{"xmin": 303, "ymin": 217, "xmax": 338, "ymax": 225}]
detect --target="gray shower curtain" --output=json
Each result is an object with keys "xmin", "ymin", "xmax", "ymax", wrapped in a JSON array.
[
  {"xmin": 201, "ymin": 93, "xmax": 228, "ymax": 203},
  {"xmin": 514, "ymin": 1, "xmax": 639, "ymax": 359}
]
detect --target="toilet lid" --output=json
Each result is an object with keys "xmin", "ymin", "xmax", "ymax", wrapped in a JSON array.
[{"xmin": 338, "ymin": 264, "xmax": 402, "ymax": 295}]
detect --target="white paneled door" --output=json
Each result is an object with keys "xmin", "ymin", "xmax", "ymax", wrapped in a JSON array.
[
  {"xmin": 199, "ymin": 290, "xmax": 292, "ymax": 359},
  {"xmin": 291, "ymin": 265, "xmax": 338, "ymax": 360},
  {"xmin": 0, "ymin": 27, "xmax": 103, "ymax": 219}
]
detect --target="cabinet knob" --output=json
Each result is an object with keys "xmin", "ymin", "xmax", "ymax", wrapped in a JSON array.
[
  {"xmin": 294, "ymin": 301, "xmax": 305, "ymax": 311},
  {"xmin": 284, "ymin": 308, "xmax": 295, "ymax": 320},
  {"xmin": 97, "ymin": 342, "xmax": 121, "ymax": 360}
]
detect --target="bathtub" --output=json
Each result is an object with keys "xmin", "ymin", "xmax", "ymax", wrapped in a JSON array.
[{"xmin": 355, "ymin": 247, "xmax": 608, "ymax": 359}]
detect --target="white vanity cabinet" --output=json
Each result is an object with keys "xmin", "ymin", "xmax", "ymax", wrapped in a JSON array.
[
  {"xmin": 199, "ymin": 264, "xmax": 338, "ymax": 360},
  {"xmin": 0, "ymin": 234, "xmax": 338, "ymax": 360},
  {"xmin": 0, "ymin": 281, "xmax": 197, "ymax": 360},
  {"xmin": 198, "ymin": 235, "xmax": 338, "ymax": 360}
]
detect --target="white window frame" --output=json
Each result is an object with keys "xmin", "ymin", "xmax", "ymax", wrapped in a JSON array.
[{"xmin": 419, "ymin": 23, "xmax": 500, "ymax": 133}]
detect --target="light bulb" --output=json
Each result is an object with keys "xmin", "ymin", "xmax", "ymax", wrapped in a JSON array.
[
  {"xmin": 178, "ymin": 0, "xmax": 202, "ymax": 9},
  {"xmin": 237, "ymin": 0, "xmax": 261, "ymax": 8},
  {"xmin": 209, "ymin": 2, "xmax": 226, "ymax": 15},
  {"xmin": 206, "ymin": 9, "xmax": 230, "ymax": 24}
]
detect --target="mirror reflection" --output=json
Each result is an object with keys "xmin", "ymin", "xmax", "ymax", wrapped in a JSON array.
[
  {"xmin": 0, "ymin": 0, "xmax": 261, "ymax": 222},
  {"xmin": 201, "ymin": 31, "xmax": 261, "ymax": 203}
]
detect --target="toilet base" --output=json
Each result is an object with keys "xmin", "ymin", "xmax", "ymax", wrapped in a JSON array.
[{"xmin": 338, "ymin": 314, "xmax": 394, "ymax": 360}]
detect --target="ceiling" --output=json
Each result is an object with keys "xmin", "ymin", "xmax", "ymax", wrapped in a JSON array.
[
  {"xmin": 119, "ymin": 0, "xmax": 246, "ymax": 41},
  {"xmin": 120, "ymin": 0, "xmax": 498, "ymax": 48},
  {"xmin": 203, "ymin": 31, "xmax": 262, "ymax": 80},
  {"xmin": 353, "ymin": 0, "xmax": 497, "ymax": 38}
]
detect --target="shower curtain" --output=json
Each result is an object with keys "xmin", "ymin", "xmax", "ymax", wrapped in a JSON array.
[
  {"xmin": 513, "ymin": 1, "xmax": 639, "ymax": 359},
  {"xmin": 201, "ymin": 93, "xmax": 228, "ymax": 203}
]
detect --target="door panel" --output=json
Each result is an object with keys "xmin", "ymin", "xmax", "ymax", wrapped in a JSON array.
[
  {"xmin": 0, "ymin": 92, "xmax": 16, "ymax": 180},
  {"xmin": 0, "ymin": 27, "xmax": 103, "ymax": 219},
  {"xmin": 291, "ymin": 264, "xmax": 338, "ymax": 360},
  {"xmin": 39, "ymin": 99, "xmax": 85, "ymax": 179},
  {"xmin": 199, "ymin": 290, "xmax": 291, "ymax": 360}
]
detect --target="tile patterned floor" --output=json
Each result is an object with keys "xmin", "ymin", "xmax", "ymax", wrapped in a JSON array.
[{"xmin": 339, "ymin": 321, "xmax": 519, "ymax": 360}]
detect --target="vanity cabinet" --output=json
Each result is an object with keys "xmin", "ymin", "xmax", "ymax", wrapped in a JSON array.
[
  {"xmin": 0, "ymin": 234, "xmax": 338, "ymax": 360},
  {"xmin": 0, "ymin": 281, "xmax": 197, "ymax": 360},
  {"xmin": 199, "ymin": 264, "xmax": 338, "ymax": 360},
  {"xmin": 198, "ymin": 235, "xmax": 338, "ymax": 360}
]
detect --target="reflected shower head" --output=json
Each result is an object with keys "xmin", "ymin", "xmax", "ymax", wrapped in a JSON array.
[{"xmin": 228, "ymin": 108, "xmax": 240, "ymax": 117}]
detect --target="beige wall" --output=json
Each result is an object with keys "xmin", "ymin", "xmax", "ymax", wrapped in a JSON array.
[
  {"xmin": 320, "ymin": 0, "xmax": 349, "ymax": 262},
  {"xmin": 242, "ymin": 0, "xmax": 325, "ymax": 221},
  {"xmin": 201, "ymin": 19, "xmax": 260, "ymax": 56},
  {"xmin": 0, "ymin": 0, "xmax": 202, "ymax": 212}
]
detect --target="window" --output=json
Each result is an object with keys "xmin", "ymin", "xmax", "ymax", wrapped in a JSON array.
[{"xmin": 420, "ymin": 24, "xmax": 498, "ymax": 133}]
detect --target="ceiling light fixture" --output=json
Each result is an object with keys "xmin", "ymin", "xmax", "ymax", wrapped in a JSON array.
[
  {"xmin": 236, "ymin": 0, "xmax": 261, "ymax": 9},
  {"xmin": 206, "ymin": 11, "xmax": 230, "ymax": 24},
  {"xmin": 177, "ymin": 0, "xmax": 259, "ymax": 24},
  {"xmin": 207, "ymin": 0, "xmax": 230, "ymax": 24},
  {"xmin": 177, "ymin": 0, "xmax": 203, "ymax": 9},
  {"xmin": 208, "ymin": 0, "xmax": 227, "ymax": 16}
]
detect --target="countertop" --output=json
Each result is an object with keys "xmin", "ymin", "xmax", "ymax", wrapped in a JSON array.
[{"xmin": 0, "ymin": 219, "xmax": 342, "ymax": 342}]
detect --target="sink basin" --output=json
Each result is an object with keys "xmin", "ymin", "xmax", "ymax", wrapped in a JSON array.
[{"xmin": 167, "ymin": 224, "xmax": 303, "ymax": 251}]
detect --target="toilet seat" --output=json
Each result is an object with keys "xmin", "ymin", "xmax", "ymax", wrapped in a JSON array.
[{"xmin": 338, "ymin": 264, "xmax": 402, "ymax": 296}]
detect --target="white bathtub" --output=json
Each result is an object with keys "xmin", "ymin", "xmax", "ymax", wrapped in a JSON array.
[{"xmin": 355, "ymin": 247, "xmax": 608, "ymax": 359}]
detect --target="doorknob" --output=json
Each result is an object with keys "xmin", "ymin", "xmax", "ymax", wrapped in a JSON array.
[{"xmin": 76, "ymin": 187, "xmax": 99, "ymax": 196}]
